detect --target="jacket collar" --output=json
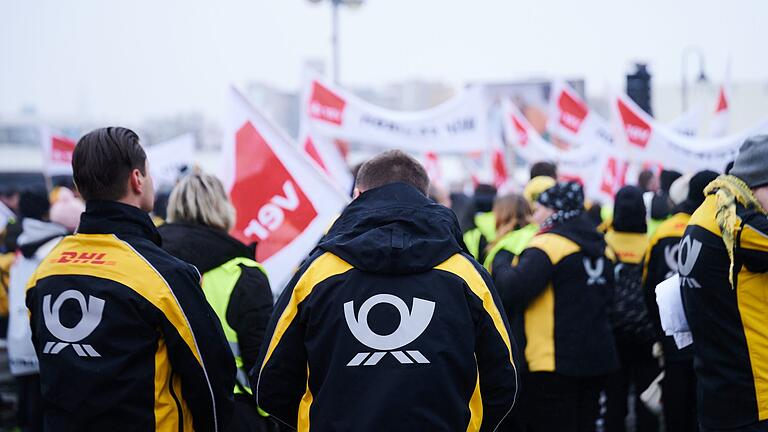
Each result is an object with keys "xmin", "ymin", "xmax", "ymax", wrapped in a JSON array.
[{"xmin": 78, "ymin": 200, "xmax": 162, "ymax": 246}]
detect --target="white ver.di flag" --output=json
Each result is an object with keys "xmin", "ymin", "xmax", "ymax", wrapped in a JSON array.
[{"xmin": 224, "ymin": 87, "xmax": 350, "ymax": 295}]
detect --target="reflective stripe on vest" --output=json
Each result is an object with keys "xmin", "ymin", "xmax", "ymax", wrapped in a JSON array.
[{"xmin": 201, "ymin": 256, "xmax": 266, "ymax": 395}]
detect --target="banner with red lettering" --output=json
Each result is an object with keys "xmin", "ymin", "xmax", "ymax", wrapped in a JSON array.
[
  {"xmin": 546, "ymin": 80, "xmax": 702, "ymax": 148},
  {"xmin": 41, "ymin": 128, "xmax": 76, "ymax": 177},
  {"xmin": 612, "ymin": 93, "xmax": 768, "ymax": 173},
  {"xmin": 224, "ymin": 87, "xmax": 349, "ymax": 294},
  {"xmin": 503, "ymin": 100, "xmax": 625, "ymax": 202},
  {"xmin": 302, "ymin": 77, "xmax": 490, "ymax": 153}
]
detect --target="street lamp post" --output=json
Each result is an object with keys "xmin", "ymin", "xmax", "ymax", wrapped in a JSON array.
[
  {"xmin": 308, "ymin": 0, "xmax": 365, "ymax": 84},
  {"xmin": 681, "ymin": 46, "xmax": 709, "ymax": 111}
]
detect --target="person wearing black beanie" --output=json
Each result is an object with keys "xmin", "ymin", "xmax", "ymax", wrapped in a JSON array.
[
  {"xmin": 604, "ymin": 186, "xmax": 660, "ymax": 431},
  {"xmin": 18, "ymin": 190, "xmax": 50, "ymax": 221},
  {"xmin": 642, "ymin": 169, "xmax": 717, "ymax": 432}
]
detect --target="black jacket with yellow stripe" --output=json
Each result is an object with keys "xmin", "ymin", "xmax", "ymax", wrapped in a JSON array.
[
  {"xmin": 252, "ymin": 183, "xmax": 519, "ymax": 432},
  {"xmin": 642, "ymin": 210, "xmax": 695, "ymax": 360},
  {"xmin": 25, "ymin": 201, "xmax": 235, "ymax": 432},
  {"xmin": 491, "ymin": 215, "xmax": 619, "ymax": 377},
  {"xmin": 680, "ymin": 194, "xmax": 768, "ymax": 430}
]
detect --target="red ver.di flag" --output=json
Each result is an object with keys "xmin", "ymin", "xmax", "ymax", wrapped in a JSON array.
[
  {"xmin": 223, "ymin": 88, "xmax": 349, "ymax": 295},
  {"xmin": 41, "ymin": 127, "xmax": 76, "ymax": 176}
]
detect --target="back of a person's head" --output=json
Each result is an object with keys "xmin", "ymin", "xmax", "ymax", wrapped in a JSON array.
[
  {"xmin": 730, "ymin": 135, "xmax": 768, "ymax": 189},
  {"xmin": 687, "ymin": 170, "xmax": 719, "ymax": 205},
  {"xmin": 472, "ymin": 183, "xmax": 496, "ymax": 213},
  {"xmin": 660, "ymin": 169, "xmax": 682, "ymax": 194},
  {"xmin": 19, "ymin": 189, "xmax": 51, "ymax": 221},
  {"xmin": 73, "ymin": 127, "xmax": 146, "ymax": 202},
  {"xmin": 612, "ymin": 185, "xmax": 647, "ymax": 233},
  {"xmin": 493, "ymin": 193, "xmax": 531, "ymax": 230},
  {"xmin": 638, "ymin": 170, "xmax": 655, "ymax": 192},
  {"xmin": 355, "ymin": 150, "xmax": 429, "ymax": 195},
  {"xmin": 530, "ymin": 161, "xmax": 557, "ymax": 180},
  {"xmin": 167, "ymin": 173, "xmax": 235, "ymax": 232},
  {"xmin": 524, "ymin": 175, "xmax": 557, "ymax": 205}
]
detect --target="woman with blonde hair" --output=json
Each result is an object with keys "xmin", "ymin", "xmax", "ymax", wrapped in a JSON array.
[
  {"xmin": 158, "ymin": 173, "xmax": 276, "ymax": 432},
  {"xmin": 483, "ymin": 193, "xmax": 538, "ymax": 271}
]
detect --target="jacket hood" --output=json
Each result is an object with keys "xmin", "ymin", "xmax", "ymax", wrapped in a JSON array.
[
  {"xmin": 318, "ymin": 182, "xmax": 465, "ymax": 274},
  {"xmin": 17, "ymin": 218, "xmax": 68, "ymax": 258},
  {"xmin": 158, "ymin": 222, "xmax": 254, "ymax": 274},
  {"xmin": 548, "ymin": 214, "xmax": 606, "ymax": 257}
]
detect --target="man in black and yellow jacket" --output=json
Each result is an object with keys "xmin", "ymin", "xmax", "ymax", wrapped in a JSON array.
[
  {"xmin": 643, "ymin": 169, "xmax": 718, "ymax": 432},
  {"xmin": 26, "ymin": 127, "xmax": 235, "ymax": 431},
  {"xmin": 253, "ymin": 150, "xmax": 519, "ymax": 432},
  {"xmin": 680, "ymin": 136, "xmax": 768, "ymax": 431},
  {"xmin": 492, "ymin": 181, "xmax": 619, "ymax": 432}
]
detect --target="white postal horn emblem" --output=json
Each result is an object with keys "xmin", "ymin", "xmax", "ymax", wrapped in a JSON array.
[
  {"xmin": 42, "ymin": 289, "xmax": 105, "ymax": 357},
  {"xmin": 678, "ymin": 236, "xmax": 703, "ymax": 288},
  {"xmin": 584, "ymin": 257, "xmax": 606, "ymax": 286},
  {"xmin": 344, "ymin": 294, "xmax": 435, "ymax": 367}
]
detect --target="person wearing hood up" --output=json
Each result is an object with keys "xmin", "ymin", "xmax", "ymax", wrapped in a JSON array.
[
  {"xmin": 679, "ymin": 136, "xmax": 768, "ymax": 431},
  {"xmin": 253, "ymin": 150, "xmax": 519, "ymax": 432},
  {"xmin": 603, "ymin": 186, "xmax": 659, "ymax": 432},
  {"xmin": 642, "ymin": 169, "xmax": 718, "ymax": 432},
  {"xmin": 491, "ymin": 181, "xmax": 619, "ymax": 432},
  {"xmin": 463, "ymin": 183, "xmax": 498, "ymax": 264},
  {"xmin": 158, "ymin": 173, "xmax": 275, "ymax": 432}
]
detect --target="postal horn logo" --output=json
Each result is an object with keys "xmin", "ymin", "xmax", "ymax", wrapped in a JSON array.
[{"xmin": 344, "ymin": 294, "xmax": 434, "ymax": 367}]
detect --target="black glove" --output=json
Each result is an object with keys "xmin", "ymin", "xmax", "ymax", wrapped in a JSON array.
[{"xmin": 491, "ymin": 250, "xmax": 515, "ymax": 274}]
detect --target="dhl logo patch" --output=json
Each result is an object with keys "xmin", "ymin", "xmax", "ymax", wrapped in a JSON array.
[{"xmin": 50, "ymin": 252, "xmax": 115, "ymax": 266}]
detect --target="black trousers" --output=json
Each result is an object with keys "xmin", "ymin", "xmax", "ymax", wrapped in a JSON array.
[
  {"xmin": 605, "ymin": 341, "xmax": 661, "ymax": 432},
  {"xmin": 225, "ymin": 395, "xmax": 284, "ymax": 432},
  {"xmin": 17, "ymin": 374, "xmax": 43, "ymax": 432},
  {"xmin": 663, "ymin": 358, "xmax": 699, "ymax": 432},
  {"xmin": 524, "ymin": 372, "xmax": 605, "ymax": 432}
]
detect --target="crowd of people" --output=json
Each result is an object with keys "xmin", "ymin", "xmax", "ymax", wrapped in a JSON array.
[{"xmin": 0, "ymin": 126, "xmax": 766, "ymax": 432}]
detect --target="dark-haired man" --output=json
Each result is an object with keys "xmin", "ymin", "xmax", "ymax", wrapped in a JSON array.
[
  {"xmin": 254, "ymin": 149, "xmax": 519, "ymax": 431},
  {"xmin": 26, "ymin": 127, "xmax": 235, "ymax": 431}
]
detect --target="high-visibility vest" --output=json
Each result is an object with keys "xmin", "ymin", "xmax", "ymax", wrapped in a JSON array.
[
  {"xmin": 201, "ymin": 256, "xmax": 266, "ymax": 395},
  {"xmin": 463, "ymin": 212, "xmax": 497, "ymax": 261},
  {"xmin": 483, "ymin": 224, "xmax": 539, "ymax": 271}
]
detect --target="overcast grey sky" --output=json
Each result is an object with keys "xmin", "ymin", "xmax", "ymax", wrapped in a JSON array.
[{"xmin": 1, "ymin": 0, "xmax": 766, "ymax": 124}]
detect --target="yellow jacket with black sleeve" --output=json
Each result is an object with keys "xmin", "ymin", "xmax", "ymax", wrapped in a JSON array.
[
  {"xmin": 680, "ymin": 180, "xmax": 768, "ymax": 430},
  {"xmin": 25, "ymin": 201, "xmax": 236, "ymax": 432},
  {"xmin": 252, "ymin": 183, "xmax": 519, "ymax": 432},
  {"xmin": 491, "ymin": 215, "xmax": 619, "ymax": 377}
]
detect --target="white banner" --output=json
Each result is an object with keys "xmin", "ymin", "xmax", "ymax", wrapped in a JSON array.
[
  {"xmin": 147, "ymin": 133, "xmax": 196, "ymax": 190},
  {"xmin": 224, "ymin": 87, "xmax": 350, "ymax": 294},
  {"xmin": 40, "ymin": 127, "xmax": 76, "ymax": 177},
  {"xmin": 612, "ymin": 93, "xmax": 768, "ymax": 174},
  {"xmin": 504, "ymin": 100, "xmax": 625, "ymax": 202},
  {"xmin": 547, "ymin": 80, "xmax": 703, "ymax": 147},
  {"xmin": 299, "ymin": 131, "xmax": 354, "ymax": 194},
  {"xmin": 302, "ymin": 77, "xmax": 491, "ymax": 153}
]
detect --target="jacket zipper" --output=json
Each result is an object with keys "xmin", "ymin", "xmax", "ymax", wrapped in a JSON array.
[{"xmin": 168, "ymin": 371, "xmax": 184, "ymax": 432}]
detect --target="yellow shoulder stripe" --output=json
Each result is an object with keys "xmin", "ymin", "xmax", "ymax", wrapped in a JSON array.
[
  {"xmin": 688, "ymin": 195, "xmax": 723, "ymax": 236},
  {"xmin": 605, "ymin": 231, "xmax": 647, "ymax": 264},
  {"xmin": 26, "ymin": 233, "xmax": 204, "ymax": 366},
  {"xmin": 526, "ymin": 233, "xmax": 580, "ymax": 265},
  {"xmin": 434, "ymin": 254, "xmax": 515, "ymax": 365},
  {"xmin": 740, "ymin": 223, "xmax": 768, "ymax": 253},
  {"xmin": 259, "ymin": 252, "xmax": 353, "ymax": 372}
]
